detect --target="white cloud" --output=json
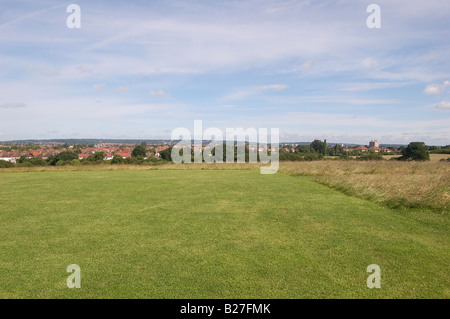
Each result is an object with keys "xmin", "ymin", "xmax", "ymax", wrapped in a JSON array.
[
  {"xmin": 93, "ymin": 83, "xmax": 106, "ymax": 91},
  {"xmin": 424, "ymin": 80, "xmax": 450, "ymax": 94},
  {"xmin": 302, "ymin": 60, "xmax": 315, "ymax": 71},
  {"xmin": 149, "ymin": 90, "xmax": 170, "ymax": 98},
  {"xmin": 361, "ymin": 58, "xmax": 377, "ymax": 68},
  {"xmin": 436, "ymin": 101, "xmax": 450, "ymax": 109},
  {"xmin": 117, "ymin": 86, "xmax": 129, "ymax": 93},
  {"xmin": 257, "ymin": 84, "xmax": 289, "ymax": 91}
]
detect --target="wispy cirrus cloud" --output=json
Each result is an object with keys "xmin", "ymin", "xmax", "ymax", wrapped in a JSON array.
[
  {"xmin": 0, "ymin": 102, "xmax": 26, "ymax": 109},
  {"xmin": 223, "ymin": 84, "xmax": 289, "ymax": 101},
  {"xmin": 338, "ymin": 82, "xmax": 412, "ymax": 92}
]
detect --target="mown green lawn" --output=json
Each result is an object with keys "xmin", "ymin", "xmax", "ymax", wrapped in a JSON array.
[{"xmin": 0, "ymin": 169, "xmax": 448, "ymax": 298}]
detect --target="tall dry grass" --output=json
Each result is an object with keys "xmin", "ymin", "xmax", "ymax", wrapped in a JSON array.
[{"xmin": 280, "ymin": 161, "xmax": 450, "ymax": 212}]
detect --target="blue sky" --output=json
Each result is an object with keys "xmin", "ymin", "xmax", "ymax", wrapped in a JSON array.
[{"xmin": 0, "ymin": 0, "xmax": 449, "ymax": 144}]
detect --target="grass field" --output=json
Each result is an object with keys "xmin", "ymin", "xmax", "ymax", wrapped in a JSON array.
[{"xmin": 0, "ymin": 169, "xmax": 448, "ymax": 298}]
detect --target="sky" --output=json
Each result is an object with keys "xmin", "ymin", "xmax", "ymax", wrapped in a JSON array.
[{"xmin": 0, "ymin": 0, "xmax": 449, "ymax": 145}]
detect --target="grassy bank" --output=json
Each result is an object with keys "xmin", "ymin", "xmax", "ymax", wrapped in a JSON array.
[{"xmin": 280, "ymin": 161, "xmax": 450, "ymax": 212}]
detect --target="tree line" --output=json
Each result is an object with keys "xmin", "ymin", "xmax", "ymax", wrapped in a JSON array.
[{"xmin": 0, "ymin": 141, "xmax": 437, "ymax": 168}]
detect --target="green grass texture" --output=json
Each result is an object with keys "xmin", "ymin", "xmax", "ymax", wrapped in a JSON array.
[{"xmin": 0, "ymin": 169, "xmax": 448, "ymax": 298}]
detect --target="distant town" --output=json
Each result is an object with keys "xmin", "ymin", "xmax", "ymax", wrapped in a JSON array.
[
  {"xmin": 1, "ymin": 138, "xmax": 449, "ymax": 164},
  {"xmin": 0, "ymin": 141, "xmax": 170, "ymax": 163}
]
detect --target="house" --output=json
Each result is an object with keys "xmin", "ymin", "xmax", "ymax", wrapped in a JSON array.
[
  {"xmin": 0, "ymin": 151, "xmax": 21, "ymax": 163},
  {"xmin": 115, "ymin": 151, "xmax": 132, "ymax": 159},
  {"xmin": 78, "ymin": 154, "xmax": 90, "ymax": 160}
]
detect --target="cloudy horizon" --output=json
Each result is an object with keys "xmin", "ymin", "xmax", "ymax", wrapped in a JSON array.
[{"xmin": 1, "ymin": 0, "xmax": 449, "ymax": 145}]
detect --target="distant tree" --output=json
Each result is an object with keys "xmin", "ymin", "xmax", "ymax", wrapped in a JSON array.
[
  {"xmin": 159, "ymin": 146, "xmax": 173, "ymax": 161},
  {"xmin": 48, "ymin": 151, "xmax": 78, "ymax": 165},
  {"xmin": 310, "ymin": 140, "xmax": 327, "ymax": 155},
  {"xmin": 399, "ymin": 142, "xmax": 430, "ymax": 161},
  {"xmin": 17, "ymin": 155, "xmax": 28, "ymax": 164},
  {"xmin": 56, "ymin": 151, "xmax": 78, "ymax": 161},
  {"xmin": 333, "ymin": 144, "xmax": 344, "ymax": 156},
  {"xmin": 111, "ymin": 155, "xmax": 124, "ymax": 164},
  {"xmin": 89, "ymin": 151, "xmax": 106, "ymax": 161},
  {"xmin": 132, "ymin": 145, "xmax": 147, "ymax": 158},
  {"xmin": 296, "ymin": 145, "xmax": 312, "ymax": 153}
]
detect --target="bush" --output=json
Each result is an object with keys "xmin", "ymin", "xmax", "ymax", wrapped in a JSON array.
[
  {"xmin": 143, "ymin": 157, "xmax": 165, "ymax": 165},
  {"xmin": 111, "ymin": 155, "xmax": 124, "ymax": 165},
  {"xmin": 303, "ymin": 153, "xmax": 321, "ymax": 161},
  {"xmin": 70, "ymin": 159, "xmax": 81, "ymax": 166},
  {"xmin": 56, "ymin": 160, "xmax": 65, "ymax": 166},
  {"xmin": 0, "ymin": 160, "xmax": 15, "ymax": 168},
  {"xmin": 124, "ymin": 157, "xmax": 142, "ymax": 165}
]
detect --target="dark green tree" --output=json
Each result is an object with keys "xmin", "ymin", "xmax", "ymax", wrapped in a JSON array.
[
  {"xmin": 89, "ymin": 151, "xmax": 106, "ymax": 161},
  {"xmin": 132, "ymin": 145, "xmax": 147, "ymax": 158},
  {"xmin": 111, "ymin": 155, "xmax": 124, "ymax": 164},
  {"xmin": 400, "ymin": 142, "xmax": 430, "ymax": 161},
  {"xmin": 310, "ymin": 140, "xmax": 327, "ymax": 155},
  {"xmin": 47, "ymin": 151, "xmax": 78, "ymax": 165},
  {"xmin": 159, "ymin": 146, "xmax": 173, "ymax": 161},
  {"xmin": 17, "ymin": 155, "xmax": 28, "ymax": 164},
  {"xmin": 296, "ymin": 145, "xmax": 312, "ymax": 153}
]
